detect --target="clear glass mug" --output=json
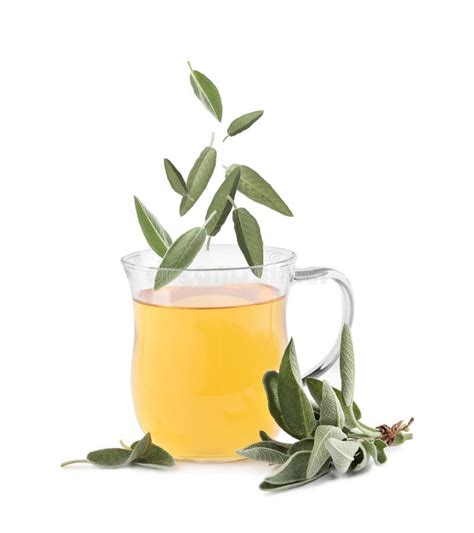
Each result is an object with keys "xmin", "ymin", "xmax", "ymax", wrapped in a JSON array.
[{"xmin": 122, "ymin": 244, "xmax": 353, "ymax": 461}]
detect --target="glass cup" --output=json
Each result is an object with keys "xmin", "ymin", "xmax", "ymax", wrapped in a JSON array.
[{"xmin": 122, "ymin": 244, "xmax": 353, "ymax": 461}]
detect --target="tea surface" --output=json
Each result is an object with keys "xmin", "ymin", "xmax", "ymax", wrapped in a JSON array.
[{"xmin": 132, "ymin": 283, "xmax": 287, "ymax": 460}]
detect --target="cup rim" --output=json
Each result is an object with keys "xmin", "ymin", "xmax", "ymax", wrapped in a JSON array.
[{"xmin": 121, "ymin": 244, "xmax": 297, "ymax": 273}]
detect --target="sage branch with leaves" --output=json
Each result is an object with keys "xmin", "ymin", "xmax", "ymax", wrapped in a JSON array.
[
  {"xmin": 134, "ymin": 62, "xmax": 292, "ymax": 289},
  {"xmin": 238, "ymin": 324, "xmax": 414, "ymax": 491}
]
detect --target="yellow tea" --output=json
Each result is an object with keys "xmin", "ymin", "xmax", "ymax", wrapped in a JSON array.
[{"xmin": 132, "ymin": 283, "xmax": 287, "ymax": 460}]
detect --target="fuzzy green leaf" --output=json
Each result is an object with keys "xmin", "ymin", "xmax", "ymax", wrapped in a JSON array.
[
  {"xmin": 226, "ymin": 110, "xmax": 264, "ymax": 138},
  {"xmin": 86, "ymin": 448, "xmax": 131, "ymax": 468},
  {"xmin": 325, "ymin": 438, "xmax": 360, "ymax": 473},
  {"xmin": 164, "ymin": 159, "xmax": 187, "ymax": 196},
  {"xmin": 134, "ymin": 196, "xmax": 172, "ymax": 257},
  {"xmin": 264, "ymin": 451, "xmax": 311, "ymax": 486},
  {"xmin": 350, "ymin": 443, "xmax": 369, "ymax": 472},
  {"xmin": 340, "ymin": 324, "xmax": 355, "ymax": 407},
  {"xmin": 205, "ymin": 166, "xmax": 240, "ymax": 236},
  {"xmin": 232, "ymin": 207, "xmax": 263, "ymax": 277},
  {"xmin": 128, "ymin": 432, "xmax": 152, "ymax": 463},
  {"xmin": 180, "ymin": 146, "xmax": 217, "ymax": 215},
  {"xmin": 307, "ymin": 425, "xmax": 345, "ymax": 478},
  {"xmin": 288, "ymin": 438, "xmax": 314, "ymax": 455},
  {"xmin": 320, "ymin": 380, "xmax": 346, "ymax": 428},
  {"xmin": 228, "ymin": 164, "xmax": 293, "ymax": 216},
  {"xmin": 259, "ymin": 464, "xmax": 330, "ymax": 492},
  {"xmin": 374, "ymin": 439, "xmax": 388, "ymax": 464},
  {"xmin": 188, "ymin": 63, "xmax": 222, "ymax": 122},
  {"xmin": 305, "ymin": 378, "xmax": 362, "ymax": 425},
  {"xmin": 154, "ymin": 223, "xmax": 209, "ymax": 290},
  {"xmin": 237, "ymin": 442, "xmax": 288, "ymax": 465},
  {"xmin": 134, "ymin": 443, "xmax": 175, "ymax": 468},
  {"xmin": 278, "ymin": 339, "xmax": 317, "ymax": 439}
]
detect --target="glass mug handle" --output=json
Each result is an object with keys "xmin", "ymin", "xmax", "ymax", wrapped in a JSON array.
[{"xmin": 293, "ymin": 267, "xmax": 354, "ymax": 380}]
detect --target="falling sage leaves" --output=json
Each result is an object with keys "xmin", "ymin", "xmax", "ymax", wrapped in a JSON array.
[
  {"xmin": 180, "ymin": 145, "xmax": 217, "ymax": 216},
  {"xmin": 205, "ymin": 166, "xmax": 240, "ymax": 236},
  {"xmin": 154, "ymin": 212, "xmax": 216, "ymax": 290},
  {"xmin": 225, "ymin": 110, "xmax": 264, "ymax": 140},
  {"xmin": 134, "ymin": 196, "xmax": 172, "ymax": 258},
  {"xmin": 164, "ymin": 159, "xmax": 187, "ymax": 196},
  {"xmin": 188, "ymin": 62, "xmax": 223, "ymax": 122},
  {"xmin": 232, "ymin": 207, "xmax": 264, "ymax": 277},
  {"xmin": 228, "ymin": 164, "xmax": 293, "ymax": 216}
]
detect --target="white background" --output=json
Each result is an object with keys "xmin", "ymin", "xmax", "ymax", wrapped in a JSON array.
[{"xmin": 1, "ymin": 1, "xmax": 472, "ymax": 531}]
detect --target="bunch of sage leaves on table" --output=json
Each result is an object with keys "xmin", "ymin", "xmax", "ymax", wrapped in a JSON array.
[
  {"xmin": 237, "ymin": 324, "xmax": 414, "ymax": 491},
  {"xmin": 134, "ymin": 62, "xmax": 293, "ymax": 290}
]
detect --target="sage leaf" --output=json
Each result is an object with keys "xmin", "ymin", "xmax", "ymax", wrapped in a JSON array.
[
  {"xmin": 180, "ymin": 146, "xmax": 217, "ymax": 215},
  {"xmin": 134, "ymin": 196, "xmax": 172, "ymax": 257},
  {"xmin": 154, "ymin": 217, "xmax": 214, "ymax": 290},
  {"xmin": 374, "ymin": 439, "xmax": 388, "ymax": 464},
  {"xmin": 164, "ymin": 159, "xmax": 187, "ymax": 196},
  {"xmin": 86, "ymin": 448, "xmax": 132, "ymax": 468},
  {"xmin": 127, "ymin": 432, "xmax": 152, "ymax": 464},
  {"xmin": 232, "ymin": 207, "xmax": 263, "ymax": 277},
  {"xmin": 259, "ymin": 430, "xmax": 272, "ymax": 441},
  {"xmin": 188, "ymin": 62, "xmax": 222, "ymax": 122},
  {"xmin": 340, "ymin": 324, "xmax": 355, "ymax": 407},
  {"xmin": 259, "ymin": 464, "xmax": 331, "ymax": 491},
  {"xmin": 325, "ymin": 438, "xmax": 360, "ymax": 473},
  {"xmin": 237, "ymin": 442, "xmax": 288, "ymax": 465},
  {"xmin": 361, "ymin": 439, "xmax": 379, "ymax": 465},
  {"xmin": 278, "ymin": 339, "xmax": 317, "ymax": 439},
  {"xmin": 350, "ymin": 443, "xmax": 369, "ymax": 472},
  {"xmin": 226, "ymin": 110, "xmax": 264, "ymax": 138},
  {"xmin": 306, "ymin": 378, "xmax": 362, "ymax": 427},
  {"xmin": 289, "ymin": 438, "xmax": 314, "ymax": 455},
  {"xmin": 320, "ymin": 380, "xmax": 345, "ymax": 428},
  {"xmin": 264, "ymin": 451, "xmax": 311, "ymax": 486},
  {"xmin": 307, "ymin": 425, "xmax": 345, "ymax": 478},
  {"xmin": 228, "ymin": 164, "xmax": 293, "ymax": 216},
  {"xmin": 258, "ymin": 431, "xmax": 291, "ymax": 450},
  {"xmin": 262, "ymin": 371, "xmax": 291, "ymax": 434},
  {"xmin": 205, "ymin": 166, "xmax": 240, "ymax": 236},
  {"xmin": 134, "ymin": 443, "xmax": 175, "ymax": 468}
]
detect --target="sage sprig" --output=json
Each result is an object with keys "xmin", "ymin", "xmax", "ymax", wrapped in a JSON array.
[
  {"xmin": 238, "ymin": 324, "xmax": 414, "ymax": 491},
  {"xmin": 61, "ymin": 433, "xmax": 175, "ymax": 470},
  {"xmin": 134, "ymin": 63, "xmax": 294, "ymax": 289}
]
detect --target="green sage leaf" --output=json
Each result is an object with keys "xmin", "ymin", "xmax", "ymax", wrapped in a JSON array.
[
  {"xmin": 180, "ymin": 146, "xmax": 217, "ymax": 216},
  {"xmin": 127, "ymin": 432, "xmax": 152, "ymax": 464},
  {"xmin": 154, "ymin": 220, "xmax": 211, "ymax": 290},
  {"xmin": 134, "ymin": 196, "xmax": 172, "ymax": 257},
  {"xmin": 205, "ymin": 166, "xmax": 240, "ymax": 236},
  {"xmin": 164, "ymin": 159, "xmax": 187, "ymax": 196},
  {"xmin": 264, "ymin": 451, "xmax": 311, "ymax": 486},
  {"xmin": 259, "ymin": 430, "xmax": 272, "ymax": 441},
  {"xmin": 228, "ymin": 164, "xmax": 293, "ymax": 216},
  {"xmin": 262, "ymin": 371, "xmax": 291, "ymax": 434},
  {"xmin": 325, "ymin": 438, "xmax": 360, "ymax": 473},
  {"xmin": 188, "ymin": 62, "xmax": 222, "ymax": 122},
  {"xmin": 320, "ymin": 380, "xmax": 346, "ymax": 428},
  {"xmin": 237, "ymin": 442, "xmax": 288, "ymax": 465},
  {"xmin": 350, "ymin": 443, "xmax": 369, "ymax": 472},
  {"xmin": 289, "ymin": 438, "xmax": 314, "ymax": 455},
  {"xmin": 340, "ymin": 324, "xmax": 355, "ymax": 407},
  {"xmin": 307, "ymin": 425, "xmax": 345, "ymax": 478},
  {"xmin": 232, "ymin": 207, "xmax": 264, "ymax": 277},
  {"xmin": 134, "ymin": 443, "xmax": 175, "ymax": 468},
  {"xmin": 226, "ymin": 110, "xmax": 264, "ymax": 138},
  {"xmin": 86, "ymin": 448, "xmax": 132, "ymax": 468},
  {"xmin": 259, "ymin": 464, "xmax": 331, "ymax": 492},
  {"xmin": 306, "ymin": 378, "xmax": 362, "ymax": 427},
  {"xmin": 374, "ymin": 439, "xmax": 388, "ymax": 464},
  {"xmin": 278, "ymin": 339, "xmax": 317, "ymax": 439}
]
